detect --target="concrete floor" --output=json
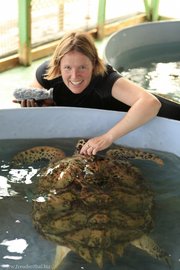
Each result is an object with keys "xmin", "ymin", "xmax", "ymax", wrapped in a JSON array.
[{"xmin": 0, "ymin": 39, "xmax": 107, "ymax": 109}]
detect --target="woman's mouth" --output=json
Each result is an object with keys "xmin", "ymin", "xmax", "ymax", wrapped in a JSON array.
[{"xmin": 70, "ymin": 80, "xmax": 83, "ymax": 86}]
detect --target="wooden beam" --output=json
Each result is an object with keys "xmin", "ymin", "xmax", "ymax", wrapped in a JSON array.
[
  {"xmin": 18, "ymin": 0, "xmax": 32, "ymax": 65},
  {"xmin": 97, "ymin": 0, "xmax": 106, "ymax": 39}
]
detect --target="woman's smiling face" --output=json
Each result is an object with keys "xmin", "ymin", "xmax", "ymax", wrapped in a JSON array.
[{"xmin": 60, "ymin": 50, "xmax": 94, "ymax": 94}]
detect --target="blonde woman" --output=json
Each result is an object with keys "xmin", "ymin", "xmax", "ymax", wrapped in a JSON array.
[{"xmin": 14, "ymin": 31, "xmax": 162, "ymax": 155}]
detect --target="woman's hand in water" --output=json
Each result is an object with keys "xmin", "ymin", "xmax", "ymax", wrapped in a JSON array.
[{"xmin": 80, "ymin": 134, "xmax": 114, "ymax": 156}]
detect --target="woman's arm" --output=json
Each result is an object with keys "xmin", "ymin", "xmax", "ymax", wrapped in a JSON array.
[
  {"xmin": 80, "ymin": 77, "xmax": 161, "ymax": 155},
  {"xmin": 108, "ymin": 77, "xmax": 161, "ymax": 140}
]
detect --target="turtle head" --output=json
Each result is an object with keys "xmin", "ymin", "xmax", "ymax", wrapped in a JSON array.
[{"xmin": 75, "ymin": 139, "xmax": 88, "ymax": 154}]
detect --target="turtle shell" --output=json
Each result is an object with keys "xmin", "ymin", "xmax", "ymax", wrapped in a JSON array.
[
  {"xmin": 12, "ymin": 140, "xmax": 170, "ymax": 268},
  {"xmin": 32, "ymin": 152, "xmax": 154, "ymax": 267}
]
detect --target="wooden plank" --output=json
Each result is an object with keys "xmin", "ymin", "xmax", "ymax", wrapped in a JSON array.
[
  {"xmin": 0, "ymin": 55, "xmax": 19, "ymax": 72},
  {"xmin": 104, "ymin": 14, "xmax": 147, "ymax": 36}
]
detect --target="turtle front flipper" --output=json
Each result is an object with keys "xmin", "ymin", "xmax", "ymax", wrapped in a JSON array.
[
  {"xmin": 11, "ymin": 146, "xmax": 65, "ymax": 166},
  {"xmin": 106, "ymin": 146, "xmax": 163, "ymax": 166},
  {"xmin": 131, "ymin": 234, "xmax": 172, "ymax": 268}
]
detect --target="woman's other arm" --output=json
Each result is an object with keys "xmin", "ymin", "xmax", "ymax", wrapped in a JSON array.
[{"xmin": 80, "ymin": 77, "xmax": 161, "ymax": 155}]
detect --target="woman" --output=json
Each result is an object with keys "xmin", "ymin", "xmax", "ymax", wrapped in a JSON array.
[{"xmin": 14, "ymin": 31, "xmax": 162, "ymax": 155}]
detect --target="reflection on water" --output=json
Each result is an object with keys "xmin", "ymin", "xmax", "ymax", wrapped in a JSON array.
[
  {"xmin": 121, "ymin": 61, "xmax": 180, "ymax": 104},
  {"xmin": 0, "ymin": 238, "xmax": 28, "ymax": 260},
  {"xmin": 0, "ymin": 138, "xmax": 180, "ymax": 270}
]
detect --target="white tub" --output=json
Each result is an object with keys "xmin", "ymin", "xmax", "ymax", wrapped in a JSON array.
[
  {"xmin": 0, "ymin": 107, "xmax": 179, "ymax": 156},
  {"xmin": 104, "ymin": 20, "xmax": 180, "ymax": 70}
]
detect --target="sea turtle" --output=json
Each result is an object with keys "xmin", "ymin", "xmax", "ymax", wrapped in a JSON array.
[{"xmin": 11, "ymin": 139, "xmax": 171, "ymax": 269}]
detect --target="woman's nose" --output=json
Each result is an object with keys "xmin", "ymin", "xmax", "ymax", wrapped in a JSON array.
[{"xmin": 71, "ymin": 68, "xmax": 79, "ymax": 78}]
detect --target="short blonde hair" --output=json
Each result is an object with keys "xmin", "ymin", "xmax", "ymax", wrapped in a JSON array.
[{"xmin": 44, "ymin": 31, "xmax": 107, "ymax": 80}]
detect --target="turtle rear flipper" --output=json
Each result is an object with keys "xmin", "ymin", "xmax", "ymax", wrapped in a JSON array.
[
  {"xmin": 52, "ymin": 245, "xmax": 71, "ymax": 270},
  {"xmin": 131, "ymin": 234, "xmax": 172, "ymax": 268}
]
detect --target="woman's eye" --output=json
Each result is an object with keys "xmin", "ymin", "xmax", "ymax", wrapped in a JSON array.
[
  {"xmin": 79, "ymin": 66, "xmax": 86, "ymax": 70},
  {"xmin": 64, "ymin": 66, "xmax": 71, "ymax": 70}
]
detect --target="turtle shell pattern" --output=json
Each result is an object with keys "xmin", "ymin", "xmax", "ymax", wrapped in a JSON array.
[{"xmin": 12, "ymin": 140, "xmax": 169, "ymax": 268}]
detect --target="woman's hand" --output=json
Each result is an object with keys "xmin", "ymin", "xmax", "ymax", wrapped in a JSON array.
[
  {"xmin": 12, "ymin": 80, "xmax": 55, "ymax": 107},
  {"xmin": 13, "ymin": 99, "xmax": 55, "ymax": 107},
  {"xmin": 13, "ymin": 99, "xmax": 38, "ymax": 107},
  {"xmin": 80, "ymin": 133, "xmax": 114, "ymax": 155}
]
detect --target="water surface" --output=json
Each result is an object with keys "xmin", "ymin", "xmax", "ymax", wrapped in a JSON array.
[
  {"xmin": 117, "ymin": 43, "xmax": 180, "ymax": 103},
  {"xmin": 0, "ymin": 138, "xmax": 180, "ymax": 270}
]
